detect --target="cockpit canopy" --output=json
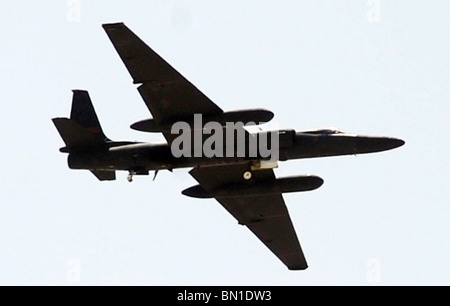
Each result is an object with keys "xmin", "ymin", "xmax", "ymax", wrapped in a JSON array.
[{"xmin": 301, "ymin": 128, "xmax": 347, "ymax": 135}]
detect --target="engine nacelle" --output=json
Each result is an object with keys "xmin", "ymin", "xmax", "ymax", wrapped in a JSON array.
[
  {"xmin": 182, "ymin": 175, "xmax": 324, "ymax": 199},
  {"xmin": 130, "ymin": 109, "xmax": 274, "ymax": 132}
]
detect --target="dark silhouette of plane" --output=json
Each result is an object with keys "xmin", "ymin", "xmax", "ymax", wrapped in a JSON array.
[{"xmin": 53, "ymin": 23, "xmax": 404, "ymax": 270}]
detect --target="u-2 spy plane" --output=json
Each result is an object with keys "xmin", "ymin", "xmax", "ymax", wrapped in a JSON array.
[{"xmin": 53, "ymin": 23, "xmax": 404, "ymax": 270}]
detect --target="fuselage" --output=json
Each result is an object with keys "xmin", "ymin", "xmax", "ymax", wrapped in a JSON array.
[{"xmin": 67, "ymin": 130, "xmax": 405, "ymax": 175}]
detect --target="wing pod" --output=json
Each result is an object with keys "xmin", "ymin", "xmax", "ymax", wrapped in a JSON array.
[
  {"xmin": 131, "ymin": 109, "xmax": 274, "ymax": 132},
  {"xmin": 182, "ymin": 175, "xmax": 324, "ymax": 199}
]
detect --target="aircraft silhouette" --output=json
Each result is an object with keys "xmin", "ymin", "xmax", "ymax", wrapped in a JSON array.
[{"xmin": 53, "ymin": 23, "xmax": 404, "ymax": 270}]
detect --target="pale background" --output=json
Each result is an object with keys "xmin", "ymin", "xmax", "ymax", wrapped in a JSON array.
[{"xmin": 0, "ymin": 1, "xmax": 448, "ymax": 285}]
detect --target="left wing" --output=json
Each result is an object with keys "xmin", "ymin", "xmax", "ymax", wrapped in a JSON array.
[
  {"xmin": 103, "ymin": 23, "xmax": 223, "ymax": 143},
  {"xmin": 189, "ymin": 163, "xmax": 308, "ymax": 270}
]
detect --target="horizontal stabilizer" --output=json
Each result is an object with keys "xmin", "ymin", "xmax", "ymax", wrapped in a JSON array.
[
  {"xmin": 52, "ymin": 118, "xmax": 107, "ymax": 149},
  {"xmin": 91, "ymin": 170, "xmax": 116, "ymax": 181},
  {"xmin": 53, "ymin": 90, "xmax": 111, "ymax": 151}
]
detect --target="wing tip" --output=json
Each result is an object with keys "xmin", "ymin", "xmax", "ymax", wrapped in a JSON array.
[
  {"xmin": 102, "ymin": 22, "xmax": 125, "ymax": 30},
  {"xmin": 72, "ymin": 89, "xmax": 88, "ymax": 93},
  {"xmin": 288, "ymin": 264, "xmax": 308, "ymax": 271}
]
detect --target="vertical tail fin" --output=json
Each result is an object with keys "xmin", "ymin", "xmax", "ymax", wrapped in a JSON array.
[
  {"xmin": 70, "ymin": 90, "xmax": 109, "ymax": 141},
  {"xmin": 53, "ymin": 90, "xmax": 110, "ymax": 150}
]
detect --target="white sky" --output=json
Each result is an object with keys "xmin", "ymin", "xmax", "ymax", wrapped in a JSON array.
[{"xmin": 0, "ymin": 1, "xmax": 449, "ymax": 285}]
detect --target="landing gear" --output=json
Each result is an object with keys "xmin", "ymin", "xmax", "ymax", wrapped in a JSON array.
[
  {"xmin": 127, "ymin": 171, "xmax": 135, "ymax": 182},
  {"xmin": 152, "ymin": 170, "xmax": 159, "ymax": 181},
  {"xmin": 127, "ymin": 169, "xmax": 151, "ymax": 182},
  {"xmin": 243, "ymin": 171, "xmax": 253, "ymax": 181}
]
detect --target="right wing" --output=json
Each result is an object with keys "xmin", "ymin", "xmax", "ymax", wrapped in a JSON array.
[
  {"xmin": 189, "ymin": 163, "xmax": 308, "ymax": 270},
  {"xmin": 103, "ymin": 23, "xmax": 223, "ymax": 142}
]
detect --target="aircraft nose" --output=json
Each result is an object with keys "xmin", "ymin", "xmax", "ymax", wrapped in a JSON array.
[
  {"xmin": 388, "ymin": 137, "xmax": 406, "ymax": 150},
  {"xmin": 357, "ymin": 136, "xmax": 405, "ymax": 153}
]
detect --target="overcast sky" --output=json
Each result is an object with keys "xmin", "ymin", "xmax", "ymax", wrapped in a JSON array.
[{"xmin": 0, "ymin": 1, "xmax": 449, "ymax": 285}]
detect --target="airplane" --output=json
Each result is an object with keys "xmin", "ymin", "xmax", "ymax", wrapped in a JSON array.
[{"xmin": 52, "ymin": 23, "xmax": 405, "ymax": 270}]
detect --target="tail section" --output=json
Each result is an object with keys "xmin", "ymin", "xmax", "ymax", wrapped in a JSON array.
[
  {"xmin": 53, "ymin": 90, "xmax": 116, "ymax": 181},
  {"xmin": 53, "ymin": 90, "xmax": 110, "ymax": 150}
]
